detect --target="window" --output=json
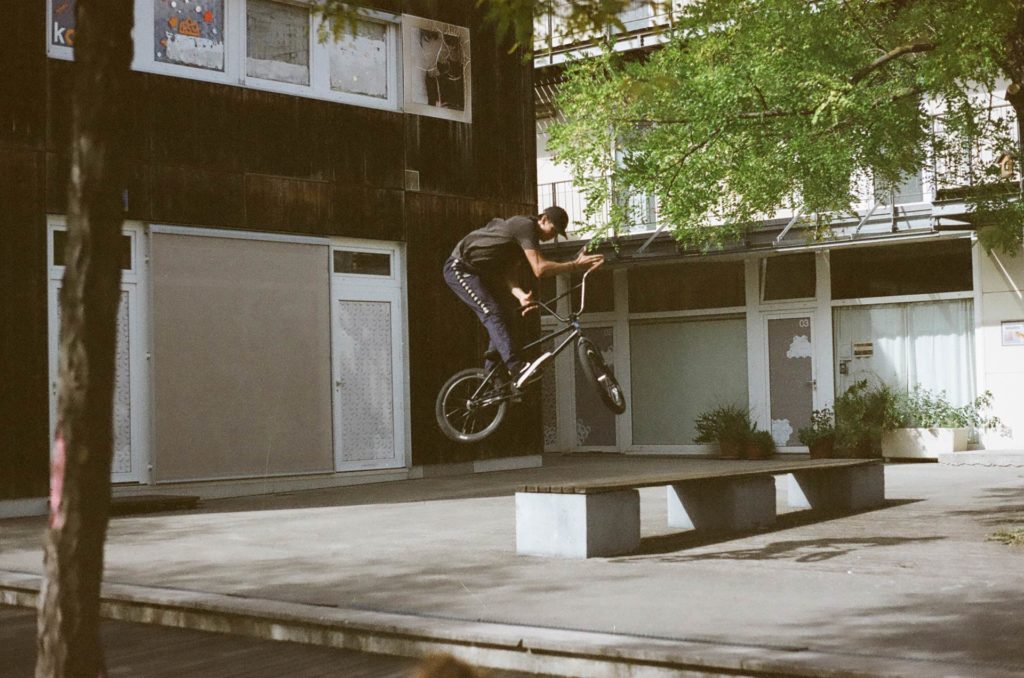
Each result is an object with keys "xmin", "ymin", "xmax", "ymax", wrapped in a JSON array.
[
  {"xmin": 246, "ymin": 0, "xmax": 310, "ymax": 85},
  {"xmin": 154, "ymin": 0, "xmax": 226, "ymax": 72},
  {"xmin": 830, "ymin": 239, "xmax": 972, "ymax": 300},
  {"xmin": 50, "ymin": 1, "xmax": 409, "ymax": 114},
  {"xmin": 332, "ymin": 250, "xmax": 391, "ymax": 276},
  {"xmin": 329, "ymin": 19, "xmax": 390, "ymax": 99},
  {"xmin": 873, "ymin": 169, "xmax": 925, "ymax": 205},
  {"xmin": 402, "ymin": 15, "xmax": 472, "ymax": 123},
  {"xmin": 630, "ymin": 317, "xmax": 748, "ymax": 445},
  {"xmin": 761, "ymin": 253, "xmax": 815, "ymax": 301},
  {"xmin": 52, "ymin": 229, "xmax": 134, "ymax": 271},
  {"xmin": 629, "ymin": 260, "xmax": 745, "ymax": 312}
]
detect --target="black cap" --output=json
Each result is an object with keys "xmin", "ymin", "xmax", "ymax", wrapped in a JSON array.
[{"xmin": 541, "ymin": 206, "xmax": 569, "ymax": 237}]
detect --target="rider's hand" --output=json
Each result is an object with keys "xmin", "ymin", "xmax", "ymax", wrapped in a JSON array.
[
  {"xmin": 518, "ymin": 291, "xmax": 538, "ymax": 316},
  {"xmin": 575, "ymin": 252, "xmax": 605, "ymax": 271}
]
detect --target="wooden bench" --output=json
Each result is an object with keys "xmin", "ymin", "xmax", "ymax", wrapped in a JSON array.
[{"xmin": 515, "ymin": 459, "xmax": 885, "ymax": 558}]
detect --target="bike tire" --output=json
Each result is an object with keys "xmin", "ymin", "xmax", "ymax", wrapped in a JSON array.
[
  {"xmin": 576, "ymin": 337, "xmax": 627, "ymax": 414},
  {"xmin": 435, "ymin": 368, "xmax": 509, "ymax": 443}
]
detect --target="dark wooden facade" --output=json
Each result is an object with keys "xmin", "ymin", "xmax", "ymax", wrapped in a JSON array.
[{"xmin": 0, "ymin": 1, "xmax": 538, "ymax": 499}]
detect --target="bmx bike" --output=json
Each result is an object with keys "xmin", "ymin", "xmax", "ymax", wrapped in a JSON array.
[{"xmin": 435, "ymin": 268, "xmax": 626, "ymax": 443}]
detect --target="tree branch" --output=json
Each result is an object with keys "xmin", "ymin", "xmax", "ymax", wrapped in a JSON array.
[{"xmin": 850, "ymin": 40, "xmax": 935, "ymax": 84}]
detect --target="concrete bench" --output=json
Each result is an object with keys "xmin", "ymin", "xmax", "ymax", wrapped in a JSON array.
[{"xmin": 515, "ymin": 459, "xmax": 885, "ymax": 558}]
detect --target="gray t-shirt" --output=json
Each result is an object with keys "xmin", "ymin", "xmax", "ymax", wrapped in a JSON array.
[{"xmin": 452, "ymin": 215, "xmax": 539, "ymax": 275}]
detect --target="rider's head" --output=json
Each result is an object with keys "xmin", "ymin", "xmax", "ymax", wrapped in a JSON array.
[{"xmin": 538, "ymin": 206, "xmax": 569, "ymax": 242}]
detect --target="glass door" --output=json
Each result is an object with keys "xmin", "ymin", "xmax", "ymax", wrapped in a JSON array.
[
  {"xmin": 765, "ymin": 314, "xmax": 815, "ymax": 447},
  {"xmin": 330, "ymin": 242, "xmax": 406, "ymax": 471}
]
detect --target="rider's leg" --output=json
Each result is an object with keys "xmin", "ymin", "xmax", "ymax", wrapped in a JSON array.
[{"xmin": 443, "ymin": 258, "xmax": 526, "ymax": 375}]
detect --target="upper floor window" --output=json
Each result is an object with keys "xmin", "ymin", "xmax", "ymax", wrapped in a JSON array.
[
  {"xmin": 46, "ymin": 2, "xmax": 470, "ymax": 121},
  {"xmin": 401, "ymin": 15, "xmax": 472, "ymax": 122},
  {"xmin": 154, "ymin": 0, "xmax": 226, "ymax": 72},
  {"xmin": 629, "ymin": 260, "xmax": 746, "ymax": 313},
  {"xmin": 761, "ymin": 253, "xmax": 816, "ymax": 302},
  {"xmin": 246, "ymin": 0, "xmax": 308, "ymax": 84},
  {"xmin": 830, "ymin": 239, "xmax": 972, "ymax": 300}
]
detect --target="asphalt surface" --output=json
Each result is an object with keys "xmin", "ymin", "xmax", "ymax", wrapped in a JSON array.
[{"xmin": 2, "ymin": 453, "xmax": 1023, "ymax": 677}]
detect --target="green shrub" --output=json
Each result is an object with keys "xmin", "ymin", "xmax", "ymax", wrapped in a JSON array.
[
  {"xmin": 693, "ymin": 404, "xmax": 751, "ymax": 445},
  {"xmin": 888, "ymin": 386, "xmax": 1001, "ymax": 431},
  {"xmin": 833, "ymin": 380, "xmax": 897, "ymax": 457},
  {"xmin": 797, "ymin": 407, "xmax": 835, "ymax": 447}
]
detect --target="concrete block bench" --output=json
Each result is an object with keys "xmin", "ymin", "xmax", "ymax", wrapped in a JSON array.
[{"xmin": 516, "ymin": 459, "xmax": 885, "ymax": 558}]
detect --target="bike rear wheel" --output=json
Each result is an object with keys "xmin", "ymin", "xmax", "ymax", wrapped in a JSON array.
[
  {"xmin": 435, "ymin": 368, "xmax": 509, "ymax": 443},
  {"xmin": 576, "ymin": 337, "xmax": 627, "ymax": 414}
]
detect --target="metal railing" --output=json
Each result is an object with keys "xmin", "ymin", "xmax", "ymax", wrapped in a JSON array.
[
  {"xmin": 537, "ymin": 180, "xmax": 659, "ymax": 235},
  {"xmin": 533, "ymin": 1, "xmax": 683, "ymax": 55}
]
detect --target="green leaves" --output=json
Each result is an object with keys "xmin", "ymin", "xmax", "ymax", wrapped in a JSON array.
[{"xmin": 544, "ymin": 0, "xmax": 1023, "ymax": 253}]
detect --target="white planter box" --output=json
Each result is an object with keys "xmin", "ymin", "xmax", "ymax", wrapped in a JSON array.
[{"xmin": 881, "ymin": 427, "xmax": 969, "ymax": 459}]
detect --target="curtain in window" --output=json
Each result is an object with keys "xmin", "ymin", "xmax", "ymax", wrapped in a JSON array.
[
  {"xmin": 833, "ymin": 299, "xmax": 975, "ymax": 405},
  {"xmin": 907, "ymin": 300, "xmax": 976, "ymax": 404}
]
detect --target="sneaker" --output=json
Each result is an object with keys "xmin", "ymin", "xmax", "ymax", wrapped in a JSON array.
[{"xmin": 514, "ymin": 352, "xmax": 553, "ymax": 390}]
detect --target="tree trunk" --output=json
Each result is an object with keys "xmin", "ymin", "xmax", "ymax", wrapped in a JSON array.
[
  {"xmin": 36, "ymin": 2, "xmax": 133, "ymax": 677},
  {"xmin": 1006, "ymin": 2, "xmax": 1024, "ymax": 186}
]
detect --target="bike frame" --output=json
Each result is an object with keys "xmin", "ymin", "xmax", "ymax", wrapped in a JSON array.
[{"xmin": 473, "ymin": 268, "xmax": 596, "ymax": 404}]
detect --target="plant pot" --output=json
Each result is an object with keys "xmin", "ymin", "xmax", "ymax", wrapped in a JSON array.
[
  {"xmin": 745, "ymin": 442, "xmax": 772, "ymax": 460},
  {"xmin": 881, "ymin": 427, "xmax": 969, "ymax": 459},
  {"xmin": 718, "ymin": 440, "xmax": 742, "ymax": 459},
  {"xmin": 807, "ymin": 437, "xmax": 834, "ymax": 459}
]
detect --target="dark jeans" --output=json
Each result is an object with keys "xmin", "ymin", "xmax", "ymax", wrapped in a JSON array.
[{"xmin": 443, "ymin": 256, "xmax": 526, "ymax": 375}]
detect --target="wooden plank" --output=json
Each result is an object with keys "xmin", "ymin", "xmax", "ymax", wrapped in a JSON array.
[{"xmin": 517, "ymin": 460, "xmax": 880, "ymax": 495}]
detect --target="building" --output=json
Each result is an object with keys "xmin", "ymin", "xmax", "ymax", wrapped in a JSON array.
[
  {"xmin": 0, "ymin": 0, "xmax": 540, "ymax": 515},
  {"xmin": 533, "ymin": 3, "xmax": 1024, "ymax": 455}
]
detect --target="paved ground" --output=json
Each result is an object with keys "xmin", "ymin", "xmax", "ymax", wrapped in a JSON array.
[
  {"xmin": 0, "ymin": 606, "xmax": 546, "ymax": 678},
  {"xmin": 2, "ymin": 453, "xmax": 1023, "ymax": 676}
]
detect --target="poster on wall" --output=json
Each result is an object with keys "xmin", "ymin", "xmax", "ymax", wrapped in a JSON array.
[
  {"xmin": 1002, "ymin": 320, "xmax": 1024, "ymax": 346},
  {"xmin": 402, "ymin": 15, "xmax": 471, "ymax": 122},
  {"xmin": 154, "ymin": 0, "xmax": 225, "ymax": 72},
  {"xmin": 51, "ymin": 0, "xmax": 76, "ymax": 48}
]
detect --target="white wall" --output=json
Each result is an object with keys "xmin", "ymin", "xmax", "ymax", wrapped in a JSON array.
[{"xmin": 978, "ymin": 245, "xmax": 1024, "ymax": 448}]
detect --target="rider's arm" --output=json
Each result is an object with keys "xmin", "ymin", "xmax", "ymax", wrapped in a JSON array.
[
  {"xmin": 522, "ymin": 248, "xmax": 604, "ymax": 278},
  {"xmin": 505, "ymin": 261, "xmax": 537, "ymax": 314}
]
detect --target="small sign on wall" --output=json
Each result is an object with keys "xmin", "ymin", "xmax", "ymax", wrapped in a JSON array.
[
  {"xmin": 1001, "ymin": 320, "xmax": 1024, "ymax": 346},
  {"xmin": 853, "ymin": 341, "xmax": 874, "ymax": 357}
]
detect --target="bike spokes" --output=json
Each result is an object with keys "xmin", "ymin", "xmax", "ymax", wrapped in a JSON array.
[{"xmin": 436, "ymin": 368, "xmax": 510, "ymax": 442}]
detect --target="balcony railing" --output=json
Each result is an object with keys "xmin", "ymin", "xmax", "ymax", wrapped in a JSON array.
[
  {"xmin": 533, "ymin": 2, "xmax": 683, "ymax": 59},
  {"xmin": 538, "ymin": 180, "xmax": 658, "ymax": 236}
]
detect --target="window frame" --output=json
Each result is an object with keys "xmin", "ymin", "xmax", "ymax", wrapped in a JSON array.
[{"xmin": 53, "ymin": 1, "xmax": 405, "ymax": 114}]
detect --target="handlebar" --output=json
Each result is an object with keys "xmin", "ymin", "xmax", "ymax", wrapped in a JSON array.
[{"xmin": 531, "ymin": 266, "xmax": 597, "ymax": 323}]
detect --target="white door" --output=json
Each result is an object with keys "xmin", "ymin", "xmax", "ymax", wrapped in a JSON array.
[
  {"xmin": 330, "ymin": 242, "xmax": 407, "ymax": 471},
  {"xmin": 765, "ymin": 313, "xmax": 815, "ymax": 447},
  {"xmin": 47, "ymin": 221, "xmax": 150, "ymax": 484}
]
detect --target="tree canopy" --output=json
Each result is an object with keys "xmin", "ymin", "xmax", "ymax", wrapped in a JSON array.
[{"xmin": 542, "ymin": 0, "xmax": 1024, "ymax": 253}]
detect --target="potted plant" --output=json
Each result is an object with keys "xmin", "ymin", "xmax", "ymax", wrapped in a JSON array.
[
  {"xmin": 881, "ymin": 387, "xmax": 1001, "ymax": 459},
  {"xmin": 694, "ymin": 404, "xmax": 751, "ymax": 459},
  {"xmin": 798, "ymin": 407, "xmax": 836, "ymax": 459},
  {"xmin": 833, "ymin": 380, "xmax": 896, "ymax": 458},
  {"xmin": 745, "ymin": 428, "xmax": 776, "ymax": 460}
]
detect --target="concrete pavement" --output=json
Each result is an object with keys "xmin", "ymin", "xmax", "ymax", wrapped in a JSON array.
[{"xmin": 2, "ymin": 454, "xmax": 1023, "ymax": 677}]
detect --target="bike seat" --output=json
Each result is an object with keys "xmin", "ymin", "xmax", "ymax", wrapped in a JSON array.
[{"xmin": 484, "ymin": 349, "xmax": 501, "ymax": 363}]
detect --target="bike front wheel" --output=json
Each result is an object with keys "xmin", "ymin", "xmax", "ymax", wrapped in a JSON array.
[
  {"xmin": 576, "ymin": 337, "xmax": 627, "ymax": 414},
  {"xmin": 435, "ymin": 368, "xmax": 509, "ymax": 443}
]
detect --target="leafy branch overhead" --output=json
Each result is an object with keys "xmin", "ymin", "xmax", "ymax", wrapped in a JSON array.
[{"xmin": 539, "ymin": 0, "xmax": 1024, "ymax": 253}]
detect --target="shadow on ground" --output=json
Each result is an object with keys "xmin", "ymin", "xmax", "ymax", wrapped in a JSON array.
[
  {"xmin": 783, "ymin": 585, "xmax": 1024, "ymax": 673},
  {"xmin": 620, "ymin": 499, "xmax": 926, "ymax": 559}
]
